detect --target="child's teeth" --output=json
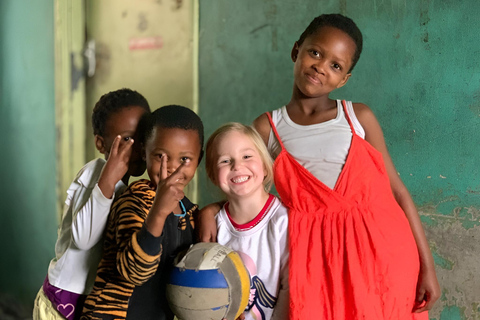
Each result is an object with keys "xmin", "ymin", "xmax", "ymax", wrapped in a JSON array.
[{"xmin": 233, "ymin": 176, "xmax": 248, "ymax": 183}]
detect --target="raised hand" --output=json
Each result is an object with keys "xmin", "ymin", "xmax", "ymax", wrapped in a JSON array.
[
  {"xmin": 145, "ymin": 155, "xmax": 187, "ymax": 237},
  {"xmin": 98, "ymin": 135, "xmax": 134, "ymax": 198}
]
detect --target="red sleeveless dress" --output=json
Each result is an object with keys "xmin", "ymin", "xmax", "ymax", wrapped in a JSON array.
[{"xmin": 267, "ymin": 101, "xmax": 427, "ymax": 320}]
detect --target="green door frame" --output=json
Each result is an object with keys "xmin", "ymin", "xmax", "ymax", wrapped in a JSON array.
[{"xmin": 54, "ymin": 0, "xmax": 87, "ymax": 219}]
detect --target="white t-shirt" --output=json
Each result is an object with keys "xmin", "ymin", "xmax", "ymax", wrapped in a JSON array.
[
  {"xmin": 216, "ymin": 195, "xmax": 289, "ymax": 320},
  {"xmin": 47, "ymin": 158, "xmax": 126, "ymax": 294},
  {"xmin": 267, "ymin": 100, "xmax": 365, "ymax": 189}
]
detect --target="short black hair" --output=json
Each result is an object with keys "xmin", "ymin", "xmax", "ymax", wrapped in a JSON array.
[
  {"xmin": 92, "ymin": 88, "xmax": 151, "ymax": 136},
  {"xmin": 141, "ymin": 105, "xmax": 204, "ymax": 162},
  {"xmin": 297, "ymin": 14, "xmax": 363, "ymax": 72}
]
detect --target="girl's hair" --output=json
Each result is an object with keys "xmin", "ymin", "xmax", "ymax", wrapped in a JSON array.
[
  {"xmin": 297, "ymin": 13, "xmax": 363, "ymax": 72},
  {"xmin": 205, "ymin": 122, "xmax": 274, "ymax": 192}
]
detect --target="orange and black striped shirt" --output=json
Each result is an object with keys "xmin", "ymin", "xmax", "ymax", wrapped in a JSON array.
[{"xmin": 80, "ymin": 179, "xmax": 197, "ymax": 320}]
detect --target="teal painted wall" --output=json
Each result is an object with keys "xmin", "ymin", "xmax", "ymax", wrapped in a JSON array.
[
  {"xmin": 198, "ymin": 0, "xmax": 480, "ymax": 318},
  {"xmin": 0, "ymin": 0, "xmax": 57, "ymax": 313}
]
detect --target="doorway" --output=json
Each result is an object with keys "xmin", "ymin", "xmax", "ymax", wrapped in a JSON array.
[{"xmin": 55, "ymin": 0, "xmax": 199, "ymax": 214}]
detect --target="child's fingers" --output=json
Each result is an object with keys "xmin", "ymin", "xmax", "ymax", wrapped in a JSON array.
[
  {"xmin": 414, "ymin": 294, "xmax": 436, "ymax": 313},
  {"xmin": 117, "ymin": 138, "xmax": 134, "ymax": 159},
  {"xmin": 166, "ymin": 162, "xmax": 187, "ymax": 186},
  {"xmin": 160, "ymin": 154, "xmax": 168, "ymax": 181},
  {"xmin": 175, "ymin": 189, "xmax": 185, "ymax": 201},
  {"xmin": 413, "ymin": 302, "xmax": 429, "ymax": 313},
  {"xmin": 413, "ymin": 289, "xmax": 428, "ymax": 313},
  {"xmin": 109, "ymin": 135, "xmax": 122, "ymax": 156}
]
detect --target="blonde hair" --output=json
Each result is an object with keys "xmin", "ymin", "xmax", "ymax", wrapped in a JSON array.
[{"xmin": 205, "ymin": 122, "xmax": 274, "ymax": 192}]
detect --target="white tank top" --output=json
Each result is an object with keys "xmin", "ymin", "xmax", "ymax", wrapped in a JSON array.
[{"xmin": 267, "ymin": 100, "xmax": 365, "ymax": 189}]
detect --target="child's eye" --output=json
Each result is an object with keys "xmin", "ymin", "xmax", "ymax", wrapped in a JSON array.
[
  {"xmin": 219, "ymin": 159, "xmax": 230, "ymax": 164},
  {"xmin": 181, "ymin": 157, "xmax": 191, "ymax": 164},
  {"xmin": 123, "ymin": 136, "xmax": 132, "ymax": 142},
  {"xmin": 243, "ymin": 155, "xmax": 252, "ymax": 160},
  {"xmin": 310, "ymin": 50, "xmax": 320, "ymax": 57},
  {"xmin": 332, "ymin": 63, "xmax": 341, "ymax": 70}
]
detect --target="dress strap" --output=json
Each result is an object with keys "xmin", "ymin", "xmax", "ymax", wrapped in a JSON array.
[
  {"xmin": 265, "ymin": 111, "xmax": 286, "ymax": 151},
  {"xmin": 341, "ymin": 100, "xmax": 357, "ymax": 137}
]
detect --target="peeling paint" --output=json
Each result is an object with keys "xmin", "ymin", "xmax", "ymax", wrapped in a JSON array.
[
  {"xmin": 439, "ymin": 305, "xmax": 466, "ymax": 320},
  {"xmin": 420, "ymin": 214, "xmax": 438, "ymax": 227},
  {"xmin": 435, "ymin": 200, "xmax": 461, "ymax": 216},
  {"xmin": 421, "ymin": 207, "xmax": 480, "ymax": 319},
  {"xmin": 419, "ymin": 204, "xmax": 480, "ymax": 230},
  {"xmin": 431, "ymin": 247, "xmax": 455, "ymax": 270}
]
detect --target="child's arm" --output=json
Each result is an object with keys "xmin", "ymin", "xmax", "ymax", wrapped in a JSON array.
[
  {"xmin": 71, "ymin": 135, "xmax": 134, "ymax": 250},
  {"xmin": 252, "ymin": 113, "xmax": 271, "ymax": 146},
  {"xmin": 354, "ymin": 103, "xmax": 440, "ymax": 312},
  {"xmin": 112, "ymin": 194, "xmax": 161, "ymax": 286},
  {"xmin": 116, "ymin": 156, "xmax": 188, "ymax": 285},
  {"xmin": 196, "ymin": 202, "xmax": 224, "ymax": 242},
  {"xmin": 271, "ymin": 211, "xmax": 290, "ymax": 320}
]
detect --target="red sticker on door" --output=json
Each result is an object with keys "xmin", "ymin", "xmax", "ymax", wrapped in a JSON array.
[{"xmin": 129, "ymin": 36, "xmax": 163, "ymax": 50}]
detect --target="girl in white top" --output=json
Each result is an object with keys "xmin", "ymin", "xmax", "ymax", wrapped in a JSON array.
[
  {"xmin": 268, "ymin": 100, "xmax": 364, "ymax": 189},
  {"xmin": 205, "ymin": 123, "xmax": 289, "ymax": 320},
  {"xmin": 33, "ymin": 88, "xmax": 150, "ymax": 320}
]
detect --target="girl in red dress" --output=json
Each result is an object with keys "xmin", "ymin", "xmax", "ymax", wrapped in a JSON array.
[{"xmin": 200, "ymin": 14, "xmax": 439, "ymax": 320}]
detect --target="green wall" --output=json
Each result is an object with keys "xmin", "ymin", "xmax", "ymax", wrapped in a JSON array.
[
  {"xmin": 0, "ymin": 0, "xmax": 478, "ymax": 318},
  {"xmin": 198, "ymin": 0, "xmax": 480, "ymax": 318},
  {"xmin": 0, "ymin": 0, "xmax": 57, "ymax": 312}
]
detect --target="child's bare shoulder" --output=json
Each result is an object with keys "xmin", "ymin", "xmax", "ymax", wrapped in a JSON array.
[
  {"xmin": 352, "ymin": 102, "xmax": 379, "ymax": 127},
  {"xmin": 352, "ymin": 102, "xmax": 385, "ymax": 144},
  {"xmin": 352, "ymin": 102, "xmax": 373, "ymax": 116},
  {"xmin": 252, "ymin": 113, "xmax": 271, "ymax": 145}
]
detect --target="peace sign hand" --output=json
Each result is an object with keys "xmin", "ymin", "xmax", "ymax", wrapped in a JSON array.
[
  {"xmin": 145, "ymin": 155, "xmax": 186, "ymax": 237},
  {"xmin": 98, "ymin": 135, "xmax": 134, "ymax": 199}
]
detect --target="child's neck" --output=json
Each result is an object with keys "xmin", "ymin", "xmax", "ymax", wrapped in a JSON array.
[
  {"xmin": 288, "ymin": 93, "xmax": 336, "ymax": 113},
  {"xmin": 286, "ymin": 95, "xmax": 337, "ymax": 125},
  {"xmin": 227, "ymin": 190, "xmax": 270, "ymax": 225}
]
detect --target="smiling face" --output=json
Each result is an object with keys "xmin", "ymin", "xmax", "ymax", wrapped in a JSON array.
[
  {"xmin": 292, "ymin": 26, "xmax": 357, "ymax": 99},
  {"xmin": 144, "ymin": 127, "xmax": 201, "ymax": 189},
  {"xmin": 212, "ymin": 130, "xmax": 267, "ymax": 200},
  {"xmin": 95, "ymin": 105, "xmax": 148, "ymax": 177}
]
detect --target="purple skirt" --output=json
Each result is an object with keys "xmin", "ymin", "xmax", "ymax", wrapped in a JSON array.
[{"xmin": 42, "ymin": 276, "xmax": 86, "ymax": 320}]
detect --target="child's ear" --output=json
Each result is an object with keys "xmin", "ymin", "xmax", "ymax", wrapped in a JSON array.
[
  {"xmin": 291, "ymin": 42, "xmax": 300, "ymax": 62},
  {"xmin": 94, "ymin": 135, "xmax": 106, "ymax": 154},
  {"xmin": 336, "ymin": 73, "xmax": 352, "ymax": 89}
]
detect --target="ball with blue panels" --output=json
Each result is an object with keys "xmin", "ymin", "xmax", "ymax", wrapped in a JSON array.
[{"xmin": 166, "ymin": 242, "xmax": 251, "ymax": 320}]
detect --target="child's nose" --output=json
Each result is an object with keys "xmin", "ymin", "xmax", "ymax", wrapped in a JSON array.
[
  {"xmin": 313, "ymin": 59, "xmax": 327, "ymax": 74},
  {"xmin": 231, "ymin": 160, "xmax": 241, "ymax": 171},
  {"xmin": 167, "ymin": 159, "xmax": 181, "ymax": 175}
]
